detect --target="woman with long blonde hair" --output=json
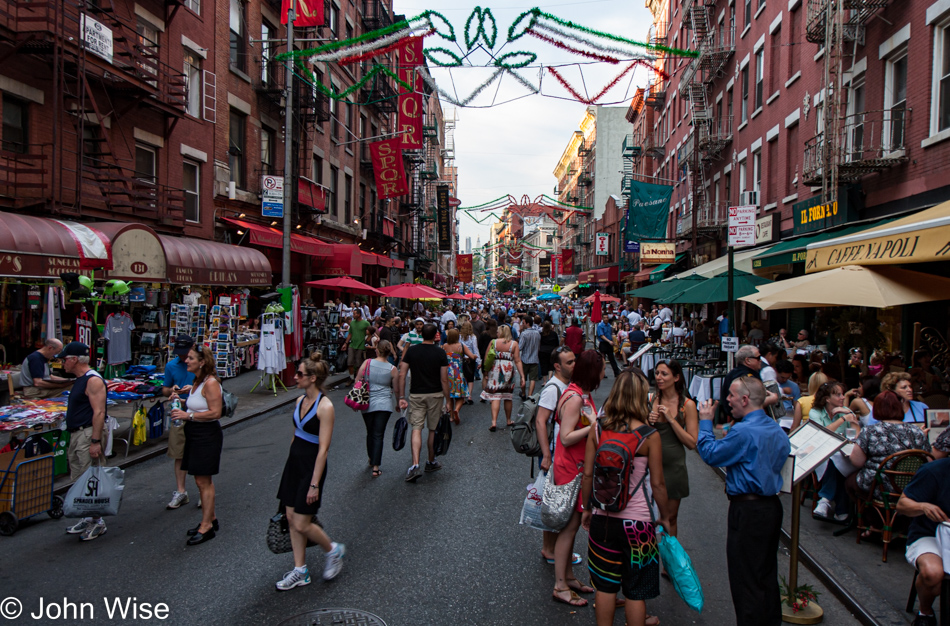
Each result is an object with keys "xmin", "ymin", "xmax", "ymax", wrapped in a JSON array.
[{"xmin": 581, "ymin": 370, "xmax": 671, "ymax": 626}]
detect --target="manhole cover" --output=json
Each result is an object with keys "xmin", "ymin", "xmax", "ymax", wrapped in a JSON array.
[{"xmin": 277, "ymin": 608, "xmax": 387, "ymax": 626}]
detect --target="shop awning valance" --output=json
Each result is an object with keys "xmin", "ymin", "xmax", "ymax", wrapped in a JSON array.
[
  {"xmin": 0, "ymin": 211, "xmax": 112, "ymax": 277},
  {"xmin": 314, "ymin": 245, "xmax": 362, "ymax": 277},
  {"xmin": 805, "ymin": 201, "xmax": 950, "ymax": 273},
  {"xmin": 159, "ymin": 235, "xmax": 272, "ymax": 286},
  {"xmin": 582, "ymin": 266, "xmax": 619, "ymax": 285},
  {"xmin": 222, "ymin": 218, "xmax": 334, "ymax": 257},
  {"xmin": 752, "ymin": 219, "xmax": 893, "ymax": 271},
  {"xmin": 666, "ymin": 246, "xmax": 772, "ymax": 281},
  {"xmin": 361, "ymin": 251, "xmax": 396, "ymax": 268},
  {"xmin": 633, "ymin": 266, "xmax": 657, "ymax": 282}
]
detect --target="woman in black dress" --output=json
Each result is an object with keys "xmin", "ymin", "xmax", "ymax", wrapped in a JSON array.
[
  {"xmin": 538, "ymin": 320, "xmax": 561, "ymax": 383},
  {"xmin": 275, "ymin": 352, "xmax": 346, "ymax": 591},
  {"xmin": 169, "ymin": 345, "xmax": 223, "ymax": 546}
]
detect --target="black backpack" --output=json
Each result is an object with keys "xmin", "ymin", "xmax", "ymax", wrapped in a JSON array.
[{"xmin": 510, "ymin": 379, "xmax": 561, "ymax": 457}]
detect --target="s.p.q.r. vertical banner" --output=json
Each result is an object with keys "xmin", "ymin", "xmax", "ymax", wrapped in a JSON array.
[
  {"xmin": 397, "ymin": 37, "xmax": 424, "ymax": 150},
  {"xmin": 437, "ymin": 185, "xmax": 451, "ymax": 251},
  {"xmin": 369, "ymin": 138, "xmax": 408, "ymax": 199}
]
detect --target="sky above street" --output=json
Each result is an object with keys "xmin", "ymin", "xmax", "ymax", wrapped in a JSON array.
[{"xmin": 392, "ymin": 0, "xmax": 655, "ymax": 248}]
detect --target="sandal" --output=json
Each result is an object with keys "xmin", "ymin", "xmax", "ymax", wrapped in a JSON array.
[
  {"xmin": 567, "ymin": 579, "xmax": 594, "ymax": 594},
  {"xmin": 542, "ymin": 552, "xmax": 582, "ymax": 565},
  {"xmin": 489, "ymin": 426, "xmax": 497, "ymax": 432},
  {"xmin": 552, "ymin": 588, "xmax": 588, "ymax": 607},
  {"xmin": 646, "ymin": 615, "xmax": 660, "ymax": 625},
  {"xmin": 372, "ymin": 469, "xmax": 382, "ymax": 478}
]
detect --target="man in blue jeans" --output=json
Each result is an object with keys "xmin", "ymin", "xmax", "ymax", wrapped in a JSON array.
[{"xmin": 596, "ymin": 317, "xmax": 620, "ymax": 377}]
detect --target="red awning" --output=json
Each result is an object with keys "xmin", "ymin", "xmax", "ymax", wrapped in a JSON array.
[
  {"xmin": 298, "ymin": 177, "xmax": 326, "ymax": 214},
  {"xmin": 0, "ymin": 211, "xmax": 112, "ymax": 277},
  {"xmin": 634, "ymin": 266, "xmax": 657, "ymax": 281},
  {"xmin": 222, "ymin": 218, "xmax": 334, "ymax": 257},
  {"xmin": 392, "ymin": 258, "xmax": 405, "ymax": 269},
  {"xmin": 586, "ymin": 266, "xmax": 619, "ymax": 285},
  {"xmin": 159, "ymin": 235, "xmax": 272, "ymax": 285},
  {"xmin": 361, "ymin": 251, "xmax": 395, "ymax": 268},
  {"xmin": 313, "ymin": 244, "xmax": 361, "ymax": 277}
]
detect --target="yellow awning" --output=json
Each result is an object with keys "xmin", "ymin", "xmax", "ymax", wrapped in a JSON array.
[{"xmin": 805, "ymin": 200, "xmax": 950, "ymax": 273}]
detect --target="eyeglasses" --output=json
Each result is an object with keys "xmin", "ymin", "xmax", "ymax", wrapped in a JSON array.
[{"xmin": 294, "ymin": 370, "xmax": 309, "ymax": 377}]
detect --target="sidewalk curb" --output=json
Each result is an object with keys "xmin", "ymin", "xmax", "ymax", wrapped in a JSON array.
[{"xmin": 53, "ymin": 373, "xmax": 351, "ymax": 496}]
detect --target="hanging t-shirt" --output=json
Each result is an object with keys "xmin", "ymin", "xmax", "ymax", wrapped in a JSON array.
[
  {"xmin": 76, "ymin": 312, "xmax": 94, "ymax": 348},
  {"xmin": 104, "ymin": 313, "xmax": 135, "ymax": 364}
]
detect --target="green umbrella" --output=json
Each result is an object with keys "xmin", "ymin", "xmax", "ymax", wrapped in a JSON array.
[
  {"xmin": 666, "ymin": 270, "xmax": 772, "ymax": 304},
  {"xmin": 629, "ymin": 274, "xmax": 706, "ymax": 300}
]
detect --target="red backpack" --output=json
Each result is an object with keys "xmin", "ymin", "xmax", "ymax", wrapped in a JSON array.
[{"xmin": 591, "ymin": 424, "xmax": 655, "ymax": 513}]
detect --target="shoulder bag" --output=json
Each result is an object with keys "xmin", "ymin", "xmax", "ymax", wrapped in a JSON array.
[
  {"xmin": 540, "ymin": 468, "xmax": 583, "ymax": 531},
  {"xmin": 344, "ymin": 362, "xmax": 371, "ymax": 411}
]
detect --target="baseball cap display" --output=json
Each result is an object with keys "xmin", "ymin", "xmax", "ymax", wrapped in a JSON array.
[
  {"xmin": 173, "ymin": 334, "xmax": 195, "ymax": 357},
  {"xmin": 55, "ymin": 341, "xmax": 90, "ymax": 358}
]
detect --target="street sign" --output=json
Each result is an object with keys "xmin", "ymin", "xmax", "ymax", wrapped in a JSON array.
[
  {"xmin": 262, "ymin": 175, "xmax": 284, "ymax": 218},
  {"xmin": 552, "ymin": 284, "xmax": 561, "ymax": 293},
  {"xmin": 595, "ymin": 232, "xmax": 609, "ymax": 256},
  {"xmin": 721, "ymin": 336, "xmax": 739, "ymax": 352},
  {"xmin": 624, "ymin": 240, "xmax": 640, "ymax": 253},
  {"xmin": 728, "ymin": 205, "xmax": 757, "ymax": 248},
  {"xmin": 448, "ymin": 196, "xmax": 462, "ymax": 207}
]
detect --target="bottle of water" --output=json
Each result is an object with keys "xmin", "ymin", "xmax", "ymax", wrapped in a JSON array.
[{"xmin": 170, "ymin": 398, "xmax": 183, "ymax": 427}]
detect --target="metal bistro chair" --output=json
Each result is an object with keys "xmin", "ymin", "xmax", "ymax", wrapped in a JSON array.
[
  {"xmin": 906, "ymin": 570, "xmax": 950, "ymax": 625},
  {"xmin": 855, "ymin": 449, "xmax": 934, "ymax": 562}
]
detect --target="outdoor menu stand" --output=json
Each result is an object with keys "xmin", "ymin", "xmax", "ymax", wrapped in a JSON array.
[{"xmin": 782, "ymin": 420, "xmax": 848, "ymax": 624}]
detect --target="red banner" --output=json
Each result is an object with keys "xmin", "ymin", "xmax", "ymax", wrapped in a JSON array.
[
  {"xmin": 281, "ymin": 0, "xmax": 323, "ymax": 26},
  {"xmin": 551, "ymin": 253, "xmax": 561, "ymax": 277},
  {"xmin": 456, "ymin": 254, "xmax": 473, "ymax": 283},
  {"xmin": 397, "ymin": 37, "xmax": 424, "ymax": 149},
  {"xmin": 562, "ymin": 249, "xmax": 574, "ymax": 275},
  {"xmin": 369, "ymin": 138, "xmax": 408, "ymax": 199}
]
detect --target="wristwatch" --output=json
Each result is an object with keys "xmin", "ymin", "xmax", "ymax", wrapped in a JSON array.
[
  {"xmin": 90, "ymin": 438, "xmax": 101, "ymax": 444},
  {"xmin": 309, "ymin": 483, "xmax": 318, "ymax": 489},
  {"xmin": 188, "ymin": 412, "xmax": 195, "ymax": 421}
]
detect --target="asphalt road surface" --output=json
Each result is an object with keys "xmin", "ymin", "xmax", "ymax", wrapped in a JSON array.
[{"xmin": 0, "ymin": 379, "xmax": 862, "ymax": 626}]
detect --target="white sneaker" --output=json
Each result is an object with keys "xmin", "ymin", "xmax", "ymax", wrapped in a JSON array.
[
  {"xmin": 813, "ymin": 498, "xmax": 833, "ymax": 519},
  {"xmin": 275, "ymin": 568, "xmax": 311, "ymax": 591},
  {"xmin": 66, "ymin": 519, "xmax": 91, "ymax": 534},
  {"xmin": 323, "ymin": 542, "xmax": 345, "ymax": 580},
  {"xmin": 166, "ymin": 491, "xmax": 189, "ymax": 509},
  {"xmin": 80, "ymin": 520, "xmax": 107, "ymax": 541}
]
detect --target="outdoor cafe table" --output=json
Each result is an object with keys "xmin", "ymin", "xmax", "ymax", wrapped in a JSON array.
[{"xmin": 689, "ymin": 373, "xmax": 725, "ymax": 403}]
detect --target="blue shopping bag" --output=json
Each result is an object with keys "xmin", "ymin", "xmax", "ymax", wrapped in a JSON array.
[{"xmin": 657, "ymin": 525, "xmax": 704, "ymax": 613}]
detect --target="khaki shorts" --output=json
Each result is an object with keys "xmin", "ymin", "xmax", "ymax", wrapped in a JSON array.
[
  {"xmin": 167, "ymin": 421, "xmax": 186, "ymax": 459},
  {"xmin": 23, "ymin": 386, "xmax": 67, "ymax": 399},
  {"xmin": 408, "ymin": 392, "xmax": 444, "ymax": 431},
  {"xmin": 347, "ymin": 346, "xmax": 365, "ymax": 368},
  {"xmin": 67, "ymin": 426, "xmax": 106, "ymax": 480}
]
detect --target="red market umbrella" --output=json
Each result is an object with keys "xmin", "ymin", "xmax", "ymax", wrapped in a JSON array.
[
  {"xmin": 503, "ymin": 291, "xmax": 514, "ymax": 296},
  {"xmin": 378, "ymin": 283, "xmax": 447, "ymax": 299},
  {"xmin": 446, "ymin": 292, "xmax": 471, "ymax": 300},
  {"xmin": 584, "ymin": 292, "xmax": 620, "ymax": 303},
  {"xmin": 590, "ymin": 291, "xmax": 603, "ymax": 323},
  {"xmin": 470, "ymin": 293, "xmax": 483, "ymax": 299},
  {"xmin": 304, "ymin": 277, "xmax": 383, "ymax": 296}
]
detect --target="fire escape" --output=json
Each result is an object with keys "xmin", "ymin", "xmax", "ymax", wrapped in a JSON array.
[
  {"xmin": 681, "ymin": 0, "xmax": 735, "ymax": 241},
  {"xmin": 802, "ymin": 0, "xmax": 906, "ymax": 200},
  {"xmin": 0, "ymin": 0, "xmax": 189, "ymax": 229}
]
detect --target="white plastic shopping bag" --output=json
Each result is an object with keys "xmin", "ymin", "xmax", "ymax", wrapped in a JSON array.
[
  {"xmin": 520, "ymin": 471, "xmax": 558, "ymax": 532},
  {"xmin": 63, "ymin": 465, "xmax": 125, "ymax": 518}
]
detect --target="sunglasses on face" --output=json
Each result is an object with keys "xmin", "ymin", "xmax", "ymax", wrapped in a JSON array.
[{"xmin": 294, "ymin": 370, "xmax": 310, "ymax": 377}]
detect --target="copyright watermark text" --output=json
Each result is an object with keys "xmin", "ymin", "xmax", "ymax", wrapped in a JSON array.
[{"xmin": 1, "ymin": 597, "xmax": 169, "ymax": 620}]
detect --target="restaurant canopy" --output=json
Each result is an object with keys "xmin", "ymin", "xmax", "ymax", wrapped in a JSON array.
[
  {"xmin": 805, "ymin": 201, "xmax": 950, "ymax": 273},
  {"xmin": 0, "ymin": 211, "xmax": 112, "ymax": 278},
  {"xmin": 666, "ymin": 270, "xmax": 771, "ymax": 304},
  {"xmin": 665, "ymin": 246, "xmax": 772, "ymax": 281}
]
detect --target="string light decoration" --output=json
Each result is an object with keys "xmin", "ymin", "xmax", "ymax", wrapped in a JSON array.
[{"xmin": 273, "ymin": 6, "xmax": 697, "ymax": 108}]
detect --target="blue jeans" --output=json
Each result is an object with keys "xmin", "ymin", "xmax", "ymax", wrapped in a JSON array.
[{"xmin": 818, "ymin": 463, "xmax": 849, "ymax": 515}]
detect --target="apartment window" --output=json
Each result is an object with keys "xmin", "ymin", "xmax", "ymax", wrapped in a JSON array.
[
  {"xmin": 769, "ymin": 30, "xmax": 781, "ymax": 96},
  {"xmin": 135, "ymin": 144, "xmax": 156, "ymax": 184},
  {"xmin": 884, "ymin": 51, "xmax": 907, "ymax": 150},
  {"xmin": 716, "ymin": 100, "xmax": 723, "ymax": 133},
  {"xmin": 766, "ymin": 138, "xmax": 778, "ymax": 204},
  {"xmin": 327, "ymin": 166, "xmax": 338, "ymax": 217},
  {"xmin": 136, "ymin": 17, "xmax": 160, "ymax": 78},
  {"xmin": 727, "ymin": 88, "xmax": 734, "ymax": 121},
  {"xmin": 344, "ymin": 99, "xmax": 353, "ymax": 141},
  {"xmin": 228, "ymin": 109, "xmax": 246, "ymax": 188},
  {"xmin": 786, "ymin": 123, "xmax": 799, "ymax": 195},
  {"xmin": 312, "ymin": 155, "xmax": 323, "ymax": 184},
  {"xmin": 183, "ymin": 0, "xmax": 199, "ymax": 14},
  {"xmin": 2, "ymin": 95, "xmax": 28, "ymax": 153},
  {"xmin": 261, "ymin": 126, "xmax": 275, "ymax": 174},
  {"xmin": 327, "ymin": 2, "xmax": 339, "ymax": 38},
  {"xmin": 344, "ymin": 174, "xmax": 353, "ymax": 224},
  {"xmin": 359, "ymin": 182, "xmax": 366, "ymax": 215},
  {"xmin": 744, "ymin": 0, "xmax": 752, "ymax": 28},
  {"xmin": 789, "ymin": 9, "xmax": 800, "ymax": 77},
  {"xmin": 752, "ymin": 150, "xmax": 762, "ymax": 195},
  {"xmin": 741, "ymin": 67, "xmax": 749, "ymax": 123},
  {"xmin": 261, "ymin": 20, "xmax": 276, "ymax": 86},
  {"xmin": 739, "ymin": 159, "xmax": 747, "ymax": 193},
  {"xmin": 848, "ymin": 76, "xmax": 866, "ymax": 161},
  {"xmin": 183, "ymin": 161, "xmax": 199, "ymax": 222},
  {"xmin": 81, "ymin": 126, "xmax": 99, "ymax": 168},
  {"xmin": 724, "ymin": 172, "xmax": 732, "ymax": 205},
  {"xmin": 230, "ymin": 0, "xmax": 246, "ymax": 71},
  {"xmin": 934, "ymin": 24, "xmax": 950, "ymax": 134},
  {"xmin": 330, "ymin": 81, "xmax": 339, "ymax": 140},
  {"xmin": 754, "ymin": 50, "xmax": 764, "ymax": 109},
  {"xmin": 184, "ymin": 49, "xmax": 201, "ymax": 117}
]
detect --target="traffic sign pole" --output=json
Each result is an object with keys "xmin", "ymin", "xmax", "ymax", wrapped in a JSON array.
[{"xmin": 281, "ymin": 0, "xmax": 295, "ymax": 289}]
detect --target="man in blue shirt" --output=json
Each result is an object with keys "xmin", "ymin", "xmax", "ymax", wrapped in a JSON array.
[
  {"xmin": 595, "ymin": 317, "xmax": 620, "ymax": 377},
  {"xmin": 162, "ymin": 335, "xmax": 196, "ymax": 510},
  {"xmin": 697, "ymin": 377, "xmax": 791, "ymax": 626},
  {"xmin": 719, "ymin": 310, "xmax": 731, "ymax": 337}
]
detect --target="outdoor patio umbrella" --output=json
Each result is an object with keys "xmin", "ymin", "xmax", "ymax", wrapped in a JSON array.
[
  {"xmin": 378, "ymin": 283, "xmax": 447, "ymax": 299},
  {"xmin": 584, "ymin": 292, "xmax": 620, "ymax": 303},
  {"xmin": 446, "ymin": 292, "xmax": 471, "ymax": 300},
  {"xmin": 628, "ymin": 274, "xmax": 706, "ymax": 300},
  {"xmin": 503, "ymin": 291, "xmax": 514, "ymax": 295},
  {"xmin": 303, "ymin": 277, "xmax": 384, "ymax": 297},
  {"xmin": 538, "ymin": 292, "xmax": 562, "ymax": 300},
  {"xmin": 470, "ymin": 293, "xmax": 484, "ymax": 299},
  {"xmin": 590, "ymin": 290, "xmax": 603, "ymax": 323},
  {"xmin": 740, "ymin": 265, "xmax": 950, "ymax": 309},
  {"xmin": 665, "ymin": 270, "xmax": 772, "ymax": 304}
]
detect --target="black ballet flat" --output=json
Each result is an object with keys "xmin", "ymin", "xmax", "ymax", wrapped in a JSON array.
[
  {"xmin": 186, "ymin": 528, "xmax": 216, "ymax": 546},
  {"xmin": 186, "ymin": 519, "xmax": 219, "ymax": 536}
]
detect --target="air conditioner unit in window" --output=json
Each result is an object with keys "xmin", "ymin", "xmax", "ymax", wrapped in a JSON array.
[{"xmin": 739, "ymin": 190, "xmax": 759, "ymax": 206}]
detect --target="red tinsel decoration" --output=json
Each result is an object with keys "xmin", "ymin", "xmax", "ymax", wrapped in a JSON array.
[
  {"xmin": 526, "ymin": 29, "xmax": 620, "ymax": 64},
  {"xmin": 339, "ymin": 29, "xmax": 435, "ymax": 65},
  {"xmin": 548, "ymin": 60, "xmax": 658, "ymax": 104}
]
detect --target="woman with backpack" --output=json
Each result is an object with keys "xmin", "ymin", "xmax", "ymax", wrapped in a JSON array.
[
  {"xmin": 550, "ymin": 349, "xmax": 604, "ymax": 607},
  {"xmin": 581, "ymin": 370, "xmax": 671, "ymax": 626},
  {"xmin": 647, "ymin": 359, "xmax": 698, "ymax": 537}
]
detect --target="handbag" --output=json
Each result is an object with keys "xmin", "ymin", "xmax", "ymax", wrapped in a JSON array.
[
  {"xmin": 433, "ymin": 411, "xmax": 453, "ymax": 456},
  {"xmin": 266, "ymin": 507, "xmax": 321, "ymax": 555},
  {"xmin": 657, "ymin": 525, "xmax": 704, "ymax": 612},
  {"xmin": 221, "ymin": 388, "xmax": 239, "ymax": 419},
  {"xmin": 540, "ymin": 469, "xmax": 583, "ymax": 531},
  {"xmin": 344, "ymin": 363, "xmax": 370, "ymax": 411},
  {"xmin": 482, "ymin": 339, "xmax": 496, "ymax": 374},
  {"xmin": 392, "ymin": 411, "xmax": 408, "ymax": 451}
]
